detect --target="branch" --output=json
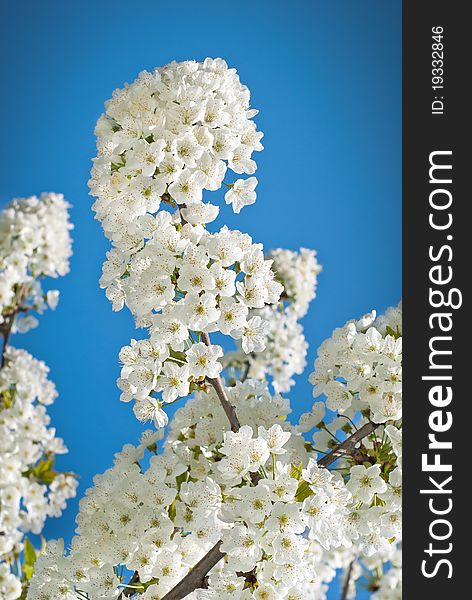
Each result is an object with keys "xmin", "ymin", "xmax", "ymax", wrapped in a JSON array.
[
  {"xmin": 161, "ymin": 541, "xmax": 224, "ymax": 600},
  {"xmin": 1, "ymin": 286, "xmax": 27, "ymax": 368},
  {"xmin": 201, "ymin": 333, "xmax": 241, "ymax": 432},
  {"xmin": 205, "ymin": 374, "xmax": 241, "ymax": 433},
  {"xmin": 0, "ymin": 318, "xmax": 14, "ymax": 368},
  {"xmin": 201, "ymin": 333, "xmax": 260, "ymax": 486},
  {"xmin": 318, "ymin": 421, "xmax": 379, "ymax": 468},
  {"xmin": 118, "ymin": 571, "xmax": 140, "ymax": 599},
  {"xmin": 340, "ymin": 559, "xmax": 355, "ymax": 600}
]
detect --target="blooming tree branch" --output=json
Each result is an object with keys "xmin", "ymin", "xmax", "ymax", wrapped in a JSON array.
[
  {"xmin": 340, "ymin": 559, "xmax": 355, "ymax": 600},
  {"xmin": 161, "ymin": 541, "xmax": 224, "ymax": 600},
  {"xmin": 201, "ymin": 332, "xmax": 241, "ymax": 432},
  {"xmin": 0, "ymin": 193, "xmax": 77, "ymax": 600},
  {"xmin": 0, "ymin": 285, "xmax": 26, "ymax": 367},
  {"xmin": 318, "ymin": 421, "xmax": 380, "ymax": 468}
]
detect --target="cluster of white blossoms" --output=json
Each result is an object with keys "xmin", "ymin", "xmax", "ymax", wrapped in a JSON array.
[
  {"xmin": 0, "ymin": 351, "xmax": 78, "ymax": 600},
  {"xmin": 269, "ymin": 248, "xmax": 321, "ymax": 319},
  {"xmin": 224, "ymin": 248, "xmax": 322, "ymax": 392},
  {"xmin": 0, "ymin": 348, "xmax": 78, "ymax": 547},
  {"xmin": 90, "ymin": 58, "xmax": 289, "ymax": 428},
  {"xmin": 89, "ymin": 56, "xmax": 264, "ymax": 250},
  {"xmin": 298, "ymin": 305, "xmax": 403, "ymax": 596},
  {"xmin": 313, "ymin": 544, "xmax": 402, "ymax": 600},
  {"xmin": 0, "ymin": 193, "xmax": 73, "ymax": 333},
  {"xmin": 0, "ymin": 194, "xmax": 76, "ymax": 600},
  {"xmin": 28, "ymin": 325, "xmax": 402, "ymax": 600},
  {"xmin": 109, "ymin": 216, "xmax": 284, "ymax": 428},
  {"xmin": 309, "ymin": 303, "xmax": 402, "ymax": 424},
  {"xmin": 26, "ymin": 380, "xmax": 365, "ymax": 599}
]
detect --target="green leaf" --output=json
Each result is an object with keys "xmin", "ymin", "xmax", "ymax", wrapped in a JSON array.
[
  {"xmin": 29, "ymin": 457, "xmax": 59, "ymax": 485},
  {"xmin": 34, "ymin": 457, "xmax": 54, "ymax": 475},
  {"xmin": 38, "ymin": 470, "xmax": 59, "ymax": 485},
  {"xmin": 294, "ymin": 480, "xmax": 314, "ymax": 502},
  {"xmin": 23, "ymin": 564, "xmax": 34, "ymax": 581},
  {"xmin": 142, "ymin": 578, "xmax": 159, "ymax": 591},
  {"xmin": 24, "ymin": 537, "xmax": 36, "ymax": 565},
  {"xmin": 289, "ymin": 462, "xmax": 303, "ymax": 481},
  {"xmin": 168, "ymin": 499, "xmax": 176, "ymax": 521},
  {"xmin": 189, "ymin": 381, "xmax": 205, "ymax": 393},
  {"xmin": 1, "ymin": 387, "xmax": 15, "ymax": 409},
  {"xmin": 175, "ymin": 470, "xmax": 188, "ymax": 489},
  {"xmin": 169, "ymin": 349, "xmax": 186, "ymax": 362},
  {"xmin": 386, "ymin": 326, "xmax": 401, "ymax": 340}
]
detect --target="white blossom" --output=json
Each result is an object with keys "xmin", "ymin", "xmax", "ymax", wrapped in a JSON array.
[{"xmin": 0, "ymin": 193, "xmax": 73, "ymax": 332}]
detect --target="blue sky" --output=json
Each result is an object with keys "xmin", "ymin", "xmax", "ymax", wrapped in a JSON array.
[{"xmin": 0, "ymin": 1, "xmax": 401, "ymax": 596}]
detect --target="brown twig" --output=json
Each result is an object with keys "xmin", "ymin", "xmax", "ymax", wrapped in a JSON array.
[
  {"xmin": 205, "ymin": 374, "xmax": 241, "ymax": 433},
  {"xmin": 318, "ymin": 421, "xmax": 379, "ymax": 468},
  {"xmin": 201, "ymin": 333, "xmax": 241, "ymax": 432},
  {"xmin": 0, "ymin": 318, "xmax": 14, "ymax": 368},
  {"xmin": 161, "ymin": 541, "xmax": 224, "ymax": 600},
  {"xmin": 1, "ymin": 286, "xmax": 27, "ymax": 368},
  {"xmin": 201, "ymin": 332, "xmax": 260, "ymax": 486},
  {"xmin": 340, "ymin": 559, "xmax": 355, "ymax": 600}
]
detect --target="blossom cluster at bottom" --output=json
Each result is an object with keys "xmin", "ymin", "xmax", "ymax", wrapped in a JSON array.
[
  {"xmin": 27, "ymin": 379, "xmax": 400, "ymax": 600},
  {"xmin": 0, "ymin": 348, "xmax": 77, "ymax": 600}
]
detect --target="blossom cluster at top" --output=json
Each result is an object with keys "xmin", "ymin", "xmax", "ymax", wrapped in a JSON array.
[
  {"xmin": 0, "ymin": 193, "xmax": 73, "ymax": 333},
  {"xmin": 0, "ymin": 348, "xmax": 78, "ymax": 600},
  {"xmin": 90, "ymin": 57, "xmax": 264, "ymax": 252},
  {"xmin": 90, "ymin": 59, "xmax": 290, "ymax": 427}
]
